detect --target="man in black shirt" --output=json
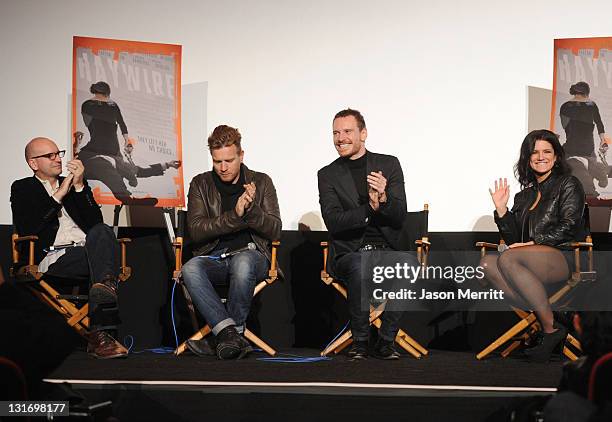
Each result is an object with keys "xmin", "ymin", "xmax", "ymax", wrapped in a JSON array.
[
  {"xmin": 182, "ymin": 125, "xmax": 281, "ymax": 360},
  {"xmin": 318, "ymin": 108, "xmax": 418, "ymax": 360}
]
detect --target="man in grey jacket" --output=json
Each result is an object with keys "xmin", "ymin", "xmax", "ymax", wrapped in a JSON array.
[{"xmin": 182, "ymin": 125, "xmax": 281, "ymax": 359}]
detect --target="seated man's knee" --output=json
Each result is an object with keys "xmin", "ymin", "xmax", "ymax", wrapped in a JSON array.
[
  {"xmin": 181, "ymin": 258, "xmax": 208, "ymax": 285},
  {"xmin": 230, "ymin": 252, "xmax": 260, "ymax": 281}
]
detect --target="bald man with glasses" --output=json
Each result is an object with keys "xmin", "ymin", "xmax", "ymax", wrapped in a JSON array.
[{"xmin": 10, "ymin": 137, "xmax": 128, "ymax": 359}]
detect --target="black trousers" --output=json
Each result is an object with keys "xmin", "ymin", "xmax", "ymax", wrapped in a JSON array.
[
  {"xmin": 334, "ymin": 250, "xmax": 419, "ymax": 342},
  {"xmin": 46, "ymin": 223, "xmax": 120, "ymax": 331}
]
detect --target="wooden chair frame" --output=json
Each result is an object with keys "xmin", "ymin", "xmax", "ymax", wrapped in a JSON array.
[
  {"xmin": 10, "ymin": 233, "xmax": 132, "ymax": 337},
  {"xmin": 172, "ymin": 235, "xmax": 281, "ymax": 357},
  {"xmin": 475, "ymin": 237, "xmax": 594, "ymax": 361},
  {"xmin": 319, "ymin": 205, "xmax": 431, "ymax": 359}
]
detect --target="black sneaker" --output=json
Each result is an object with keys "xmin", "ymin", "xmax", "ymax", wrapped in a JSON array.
[
  {"xmin": 373, "ymin": 339, "xmax": 400, "ymax": 360},
  {"xmin": 186, "ymin": 337, "xmax": 215, "ymax": 357},
  {"xmin": 215, "ymin": 326, "xmax": 242, "ymax": 360},
  {"xmin": 347, "ymin": 340, "xmax": 368, "ymax": 360}
]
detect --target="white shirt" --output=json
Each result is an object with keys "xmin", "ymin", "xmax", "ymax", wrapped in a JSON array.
[{"xmin": 36, "ymin": 176, "xmax": 87, "ymax": 272}]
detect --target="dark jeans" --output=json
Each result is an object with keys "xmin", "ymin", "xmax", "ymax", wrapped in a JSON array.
[
  {"xmin": 46, "ymin": 223, "xmax": 120, "ymax": 331},
  {"xmin": 181, "ymin": 249, "xmax": 268, "ymax": 335},
  {"xmin": 335, "ymin": 250, "xmax": 419, "ymax": 342}
]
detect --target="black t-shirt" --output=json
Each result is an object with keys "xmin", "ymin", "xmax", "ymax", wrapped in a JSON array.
[
  {"xmin": 560, "ymin": 100, "xmax": 605, "ymax": 157},
  {"xmin": 212, "ymin": 165, "xmax": 251, "ymax": 252},
  {"xmin": 81, "ymin": 99, "xmax": 128, "ymax": 156},
  {"xmin": 342, "ymin": 153, "xmax": 386, "ymax": 246}
]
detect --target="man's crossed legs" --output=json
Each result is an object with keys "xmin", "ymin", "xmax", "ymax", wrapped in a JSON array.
[{"xmin": 181, "ymin": 249, "xmax": 268, "ymax": 359}]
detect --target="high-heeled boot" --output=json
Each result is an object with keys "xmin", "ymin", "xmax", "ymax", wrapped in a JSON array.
[{"xmin": 524, "ymin": 324, "xmax": 567, "ymax": 363}]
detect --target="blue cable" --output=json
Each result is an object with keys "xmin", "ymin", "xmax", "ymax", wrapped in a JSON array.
[
  {"xmin": 170, "ymin": 281, "xmax": 179, "ymax": 349},
  {"xmin": 256, "ymin": 351, "xmax": 332, "ymax": 363},
  {"xmin": 123, "ymin": 335, "xmax": 175, "ymax": 354},
  {"xmin": 120, "ymin": 281, "xmax": 180, "ymax": 355},
  {"xmin": 321, "ymin": 320, "xmax": 350, "ymax": 352},
  {"xmin": 254, "ymin": 322, "xmax": 350, "ymax": 363},
  {"xmin": 123, "ymin": 276, "xmax": 349, "ymax": 362}
]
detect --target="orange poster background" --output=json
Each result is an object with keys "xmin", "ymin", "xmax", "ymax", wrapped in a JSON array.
[
  {"xmin": 551, "ymin": 37, "xmax": 612, "ymax": 132},
  {"xmin": 72, "ymin": 36, "xmax": 184, "ymax": 207}
]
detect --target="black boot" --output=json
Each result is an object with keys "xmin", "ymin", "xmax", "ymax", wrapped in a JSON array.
[
  {"xmin": 373, "ymin": 338, "xmax": 400, "ymax": 360},
  {"xmin": 347, "ymin": 340, "xmax": 368, "ymax": 360},
  {"xmin": 215, "ymin": 326, "xmax": 242, "ymax": 360},
  {"xmin": 524, "ymin": 324, "xmax": 567, "ymax": 363},
  {"xmin": 186, "ymin": 337, "xmax": 215, "ymax": 357}
]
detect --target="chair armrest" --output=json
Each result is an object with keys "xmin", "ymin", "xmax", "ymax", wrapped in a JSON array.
[
  {"xmin": 475, "ymin": 242, "xmax": 499, "ymax": 249},
  {"xmin": 12, "ymin": 234, "xmax": 39, "ymax": 266},
  {"xmin": 13, "ymin": 235, "xmax": 39, "ymax": 243},
  {"xmin": 117, "ymin": 238, "xmax": 131, "ymax": 282},
  {"xmin": 569, "ymin": 242, "xmax": 593, "ymax": 248},
  {"xmin": 267, "ymin": 240, "xmax": 281, "ymax": 281}
]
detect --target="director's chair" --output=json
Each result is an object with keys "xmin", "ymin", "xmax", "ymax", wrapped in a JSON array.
[
  {"xmin": 319, "ymin": 204, "xmax": 431, "ymax": 359},
  {"xmin": 475, "ymin": 236, "xmax": 594, "ymax": 361},
  {"xmin": 172, "ymin": 211, "xmax": 280, "ymax": 357},
  {"xmin": 10, "ymin": 232, "xmax": 132, "ymax": 338}
]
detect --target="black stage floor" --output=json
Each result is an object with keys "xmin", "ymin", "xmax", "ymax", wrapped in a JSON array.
[{"xmin": 44, "ymin": 348, "xmax": 564, "ymax": 421}]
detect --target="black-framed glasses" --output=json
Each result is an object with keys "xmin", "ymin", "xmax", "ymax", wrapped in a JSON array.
[{"xmin": 30, "ymin": 150, "xmax": 66, "ymax": 160}]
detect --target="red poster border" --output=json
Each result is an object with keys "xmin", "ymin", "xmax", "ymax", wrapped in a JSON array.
[
  {"xmin": 551, "ymin": 37, "xmax": 612, "ymax": 134},
  {"xmin": 72, "ymin": 36, "xmax": 184, "ymax": 207}
]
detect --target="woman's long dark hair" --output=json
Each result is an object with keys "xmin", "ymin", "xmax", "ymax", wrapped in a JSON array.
[{"xmin": 514, "ymin": 129, "xmax": 571, "ymax": 188}]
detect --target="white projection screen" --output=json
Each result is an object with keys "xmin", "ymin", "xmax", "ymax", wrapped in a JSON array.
[{"xmin": 3, "ymin": 0, "xmax": 612, "ymax": 232}]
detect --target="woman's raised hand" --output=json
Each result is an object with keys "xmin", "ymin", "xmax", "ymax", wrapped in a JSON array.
[{"xmin": 489, "ymin": 178, "xmax": 510, "ymax": 217}]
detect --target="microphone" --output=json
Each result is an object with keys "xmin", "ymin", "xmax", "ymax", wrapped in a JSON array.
[{"xmin": 220, "ymin": 242, "xmax": 256, "ymax": 259}]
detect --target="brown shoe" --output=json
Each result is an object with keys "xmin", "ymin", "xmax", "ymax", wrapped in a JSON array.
[
  {"xmin": 90, "ymin": 276, "xmax": 118, "ymax": 304},
  {"xmin": 87, "ymin": 331, "xmax": 128, "ymax": 359}
]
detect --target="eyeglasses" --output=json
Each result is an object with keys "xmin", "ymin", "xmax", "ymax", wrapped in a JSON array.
[{"xmin": 30, "ymin": 150, "xmax": 66, "ymax": 160}]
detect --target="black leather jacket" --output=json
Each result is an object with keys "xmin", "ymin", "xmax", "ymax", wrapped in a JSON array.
[
  {"xmin": 186, "ymin": 165, "xmax": 281, "ymax": 262},
  {"xmin": 494, "ymin": 172, "xmax": 587, "ymax": 248}
]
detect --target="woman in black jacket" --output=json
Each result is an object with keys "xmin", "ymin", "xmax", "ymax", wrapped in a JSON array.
[{"xmin": 482, "ymin": 129, "xmax": 587, "ymax": 362}]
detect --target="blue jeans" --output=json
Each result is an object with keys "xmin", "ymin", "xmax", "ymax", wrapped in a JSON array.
[
  {"xmin": 335, "ymin": 250, "xmax": 419, "ymax": 342},
  {"xmin": 181, "ymin": 249, "xmax": 268, "ymax": 335}
]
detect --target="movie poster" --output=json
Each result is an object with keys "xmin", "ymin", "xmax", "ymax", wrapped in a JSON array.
[
  {"xmin": 551, "ymin": 38, "xmax": 612, "ymax": 198},
  {"xmin": 72, "ymin": 36, "xmax": 184, "ymax": 207}
]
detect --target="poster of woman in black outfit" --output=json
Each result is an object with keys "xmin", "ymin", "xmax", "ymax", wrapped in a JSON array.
[
  {"xmin": 78, "ymin": 81, "xmax": 180, "ymax": 205},
  {"xmin": 560, "ymin": 81, "xmax": 611, "ymax": 196}
]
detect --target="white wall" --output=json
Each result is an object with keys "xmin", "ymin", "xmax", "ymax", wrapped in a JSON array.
[{"xmin": 2, "ymin": 0, "xmax": 611, "ymax": 231}]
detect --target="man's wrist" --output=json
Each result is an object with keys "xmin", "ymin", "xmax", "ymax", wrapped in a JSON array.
[{"xmin": 368, "ymin": 201, "xmax": 379, "ymax": 212}]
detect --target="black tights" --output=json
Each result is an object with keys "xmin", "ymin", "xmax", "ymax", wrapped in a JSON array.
[{"xmin": 480, "ymin": 245, "xmax": 570, "ymax": 333}]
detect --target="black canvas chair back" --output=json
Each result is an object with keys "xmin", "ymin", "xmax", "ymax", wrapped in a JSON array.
[
  {"xmin": 398, "ymin": 207, "xmax": 429, "ymax": 251},
  {"xmin": 172, "ymin": 209, "xmax": 280, "ymax": 356}
]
